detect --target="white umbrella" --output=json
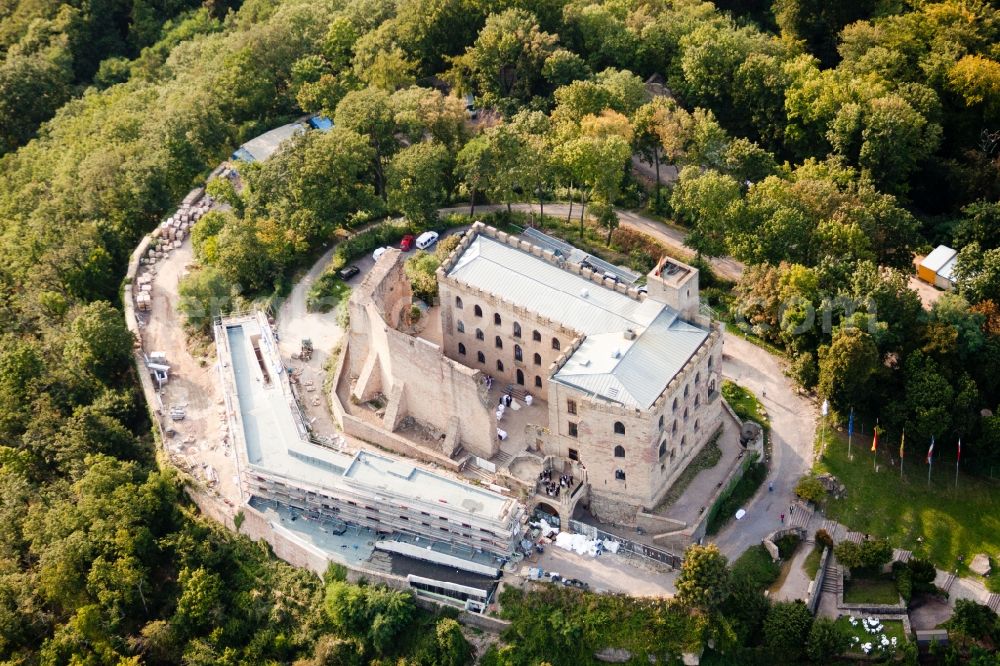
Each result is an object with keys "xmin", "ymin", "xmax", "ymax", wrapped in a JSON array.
[{"xmin": 735, "ymin": 509, "xmax": 746, "ymax": 520}]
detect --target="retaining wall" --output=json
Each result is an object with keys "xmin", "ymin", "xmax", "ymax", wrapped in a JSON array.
[{"xmin": 806, "ymin": 547, "xmax": 830, "ymax": 614}]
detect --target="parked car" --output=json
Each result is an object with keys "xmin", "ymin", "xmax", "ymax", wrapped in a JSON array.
[
  {"xmin": 400, "ymin": 234, "xmax": 415, "ymax": 251},
  {"xmin": 338, "ymin": 265, "xmax": 360, "ymax": 280},
  {"xmin": 416, "ymin": 231, "xmax": 439, "ymax": 250},
  {"xmin": 373, "ymin": 247, "xmax": 388, "ymax": 261}
]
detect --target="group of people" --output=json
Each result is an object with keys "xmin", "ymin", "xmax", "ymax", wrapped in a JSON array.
[
  {"xmin": 483, "ymin": 374, "xmax": 494, "ymax": 390},
  {"xmin": 538, "ymin": 469, "xmax": 573, "ymax": 497}
]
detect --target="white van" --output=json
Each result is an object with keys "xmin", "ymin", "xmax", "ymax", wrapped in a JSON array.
[
  {"xmin": 415, "ymin": 231, "xmax": 439, "ymax": 250},
  {"xmin": 373, "ymin": 247, "xmax": 388, "ymax": 261}
]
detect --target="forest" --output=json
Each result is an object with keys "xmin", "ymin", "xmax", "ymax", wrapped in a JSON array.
[{"xmin": 0, "ymin": 0, "xmax": 999, "ymax": 663}]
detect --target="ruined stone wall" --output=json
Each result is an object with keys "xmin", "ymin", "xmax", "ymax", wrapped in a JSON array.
[{"xmin": 340, "ymin": 251, "xmax": 497, "ymax": 459}]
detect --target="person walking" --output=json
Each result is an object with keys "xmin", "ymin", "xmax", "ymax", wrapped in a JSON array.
[{"xmin": 780, "ymin": 513, "xmax": 784, "ymax": 524}]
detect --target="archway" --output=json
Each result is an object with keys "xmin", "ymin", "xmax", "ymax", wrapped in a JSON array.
[{"xmin": 532, "ymin": 501, "xmax": 562, "ymax": 529}]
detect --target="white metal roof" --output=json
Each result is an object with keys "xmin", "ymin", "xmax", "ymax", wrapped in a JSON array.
[
  {"xmin": 448, "ymin": 234, "xmax": 709, "ymax": 409},
  {"xmin": 237, "ymin": 123, "xmax": 305, "ymax": 162},
  {"xmin": 920, "ymin": 245, "xmax": 958, "ymax": 273},
  {"xmin": 553, "ymin": 308, "xmax": 707, "ymax": 409},
  {"xmin": 938, "ymin": 254, "xmax": 958, "ymax": 283},
  {"xmin": 448, "ymin": 235, "xmax": 662, "ymax": 334}
]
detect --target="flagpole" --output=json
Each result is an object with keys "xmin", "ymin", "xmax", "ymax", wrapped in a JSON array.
[
  {"xmin": 955, "ymin": 439, "xmax": 960, "ymax": 490},
  {"xmin": 900, "ymin": 430, "xmax": 904, "ymax": 480},
  {"xmin": 848, "ymin": 408, "xmax": 854, "ymax": 461},
  {"xmin": 873, "ymin": 419, "xmax": 879, "ymax": 472}
]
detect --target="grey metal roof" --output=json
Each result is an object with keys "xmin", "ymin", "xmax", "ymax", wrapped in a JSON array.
[
  {"xmin": 449, "ymin": 235, "xmax": 709, "ymax": 409},
  {"xmin": 448, "ymin": 235, "xmax": 661, "ymax": 334},
  {"xmin": 553, "ymin": 309, "xmax": 707, "ymax": 409}
]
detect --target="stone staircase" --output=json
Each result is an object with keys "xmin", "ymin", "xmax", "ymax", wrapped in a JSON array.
[
  {"xmin": 822, "ymin": 562, "xmax": 842, "ymax": 594},
  {"xmin": 986, "ymin": 593, "xmax": 1000, "ymax": 613},
  {"xmin": 893, "ymin": 548, "xmax": 912, "ymax": 564},
  {"xmin": 492, "ymin": 450, "xmax": 514, "ymax": 467},
  {"xmin": 941, "ymin": 572, "xmax": 957, "ymax": 593},
  {"xmin": 844, "ymin": 531, "xmax": 865, "ymax": 545},
  {"xmin": 789, "ymin": 501, "xmax": 814, "ymax": 531}
]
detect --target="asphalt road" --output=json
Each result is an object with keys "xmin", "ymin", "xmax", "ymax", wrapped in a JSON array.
[{"xmin": 712, "ymin": 333, "xmax": 817, "ymax": 560}]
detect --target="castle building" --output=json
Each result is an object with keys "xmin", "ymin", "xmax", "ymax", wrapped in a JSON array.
[{"xmin": 434, "ymin": 224, "xmax": 724, "ymax": 521}]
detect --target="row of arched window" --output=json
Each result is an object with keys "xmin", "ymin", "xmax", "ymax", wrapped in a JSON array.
[
  {"xmin": 454, "ymin": 296, "xmax": 561, "ymax": 350},
  {"xmin": 457, "ymin": 343, "xmax": 544, "ymax": 387}
]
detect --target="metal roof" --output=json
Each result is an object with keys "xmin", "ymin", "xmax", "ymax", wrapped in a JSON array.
[
  {"xmin": 920, "ymin": 245, "xmax": 957, "ymax": 273},
  {"xmin": 232, "ymin": 122, "xmax": 306, "ymax": 162},
  {"xmin": 448, "ymin": 235, "xmax": 661, "ymax": 334},
  {"xmin": 552, "ymin": 308, "xmax": 708, "ymax": 409},
  {"xmin": 448, "ymin": 234, "xmax": 709, "ymax": 409}
]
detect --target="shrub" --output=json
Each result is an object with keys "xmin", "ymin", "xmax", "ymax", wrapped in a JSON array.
[
  {"xmin": 859, "ymin": 538, "xmax": 893, "ymax": 569},
  {"xmin": 794, "ymin": 475, "xmax": 826, "ymax": 504},
  {"xmin": 835, "ymin": 541, "xmax": 863, "ymax": 570},
  {"xmin": 907, "ymin": 558, "xmax": 936, "ymax": 586},
  {"xmin": 404, "ymin": 250, "xmax": 441, "ymax": 302},
  {"xmin": 806, "ymin": 617, "xmax": 851, "ymax": 662},
  {"xmin": 763, "ymin": 601, "xmax": 814, "ymax": 661},
  {"xmin": 776, "ymin": 534, "xmax": 800, "ymax": 560},
  {"xmin": 893, "ymin": 561, "xmax": 913, "ymax": 602},
  {"xmin": 815, "ymin": 529, "xmax": 834, "ymax": 550}
]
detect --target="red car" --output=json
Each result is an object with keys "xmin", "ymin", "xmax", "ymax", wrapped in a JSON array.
[{"xmin": 400, "ymin": 234, "xmax": 415, "ymax": 251}]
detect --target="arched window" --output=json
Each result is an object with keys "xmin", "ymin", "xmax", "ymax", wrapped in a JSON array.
[
  {"xmin": 709, "ymin": 379, "xmax": 717, "ymax": 395},
  {"xmin": 672, "ymin": 397, "xmax": 678, "ymax": 412},
  {"xmin": 497, "ymin": 360, "xmax": 504, "ymax": 372},
  {"xmin": 516, "ymin": 369, "xmax": 524, "ymax": 385},
  {"xmin": 708, "ymin": 356, "xmax": 713, "ymax": 369},
  {"xmin": 659, "ymin": 415, "xmax": 664, "ymax": 430},
  {"xmin": 455, "ymin": 296, "xmax": 463, "ymax": 309},
  {"xmin": 680, "ymin": 435, "xmax": 687, "ymax": 448},
  {"xmin": 552, "ymin": 338, "xmax": 561, "ymax": 351},
  {"xmin": 535, "ymin": 375, "xmax": 542, "ymax": 388},
  {"xmin": 615, "ymin": 469, "xmax": 626, "ymax": 481},
  {"xmin": 477, "ymin": 351, "xmax": 485, "ymax": 363},
  {"xmin": 533, "ymin": 353, "xmax": 542, "ymax": 365},
  {"xmin": 684, "ymin": 385, "xmax": 689, "ymax": 398},
  {"xmin": 695, "ymin": 394, "xmax": 700, "ymax": 407},
  {"xmin": 475, "ymin": 329, "xmax": 484, "ymax": 341},
  {"xmin": 658, "ymin": 440, "xmax": 667, "ymax": 458},
  {"xmin": 494, "ymin": 313, "xmax": 501, "ymax": 326},
  {"xmin": 694, "ymin": 419, "xmax": 700, "ymax": 432},
  {"xmin": 533, "ymin": 330, "xmax": 541, "ymax": 342},
  {"xmin": 695, "ymin": 372, "xmax": 701, "ymax": 385},
  {"xmin": 672, "ymin": 420, "xmax": 678, "ymax": 435},
  {"xmin": 613, "ymin": 421, "xmax": 625, "ymax": 435},
  {"xmin": 474, "ymin": 305, "xmax": 482, "ymax": 317},
  {"xmin": 458, "ymin": 343, "xmax": 466, "ymax": 355},
  {"xmin": 684, "ymin": 407, "xmax": 689, "ymax": 421},
  {"xmin": 614, "ymin": 445, "xmax": 625, "ymax": 458},
  {"xmin": 495, "ymin": 336, "xmax": 503, "ymax": 349},
  {"xmin": 457, "ymin": 320, "xmax": 465, "ymax": 333},
  {"xmin": 514, "ymin": 344, "xmax": 522, "ymax": 361},
  {"xmin": 513, "ymin": 322, "xmax": 521, "ymax": 338},
  {"xmin": 670, "ymin": 449, "xmax": 676, "ymax": 461}
]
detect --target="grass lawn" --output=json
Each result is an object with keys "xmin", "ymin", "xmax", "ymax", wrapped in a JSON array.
[
  {"xmin": 731, "ymin": 544, "xmax": 780, "ymax": 590},
  {"xmin": 843, "ymin": 574, "xmax": 901, "ymax": 605},
  {"xmin": 814, "ymin": 428, "xmax": 1000, "ymax": 573},
  {"xmin": 654, "ymin": 429, "xmax": 722, "ymax": 511},
  {"xmin": 802, "ymin": 544, "xmax": 824, "ymax": 579},
  {"xmin": 721, "ymin": 380, "xmax": 770, "ymax": 431},
  {"xmin": 835, "ymin": 617, "xmax": 908, "ymax": 652},
  {"xmin": 306, "ymin": 275, "xmax": 351, "ymax": 313}
]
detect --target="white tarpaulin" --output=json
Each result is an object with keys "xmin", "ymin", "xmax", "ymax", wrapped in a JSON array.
[
  {"xmin": 530, "ymin": 518, "xmax": 559, "ymax": 538},
  {"xmin": 553, "ymin": 531, "xmax": 621, "ymax": 557}
]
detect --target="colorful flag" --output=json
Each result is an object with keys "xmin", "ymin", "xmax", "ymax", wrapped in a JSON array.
[
  {"xmin": 957, "ymin": 439, "xmax": 961, "ymax": 464},
  {"xmin": 848, "ymin": 408, "xmax": 854, "ymax": 437},
  {"xmin": 899, "ymin": 430, "xmax": 905, "ymax": 458},
  {"xmin": 871, "ymin": 426, "xmax": 878, "ymax": 453},
  {"xmin": 927, "ymin": 436, "xmax": 935, "ymax": 464}
]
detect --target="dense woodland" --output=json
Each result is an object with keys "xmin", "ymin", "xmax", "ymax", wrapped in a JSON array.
[{"xmin": 1, "ymin": 0, "xmax": 999, "ymax": 663}]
